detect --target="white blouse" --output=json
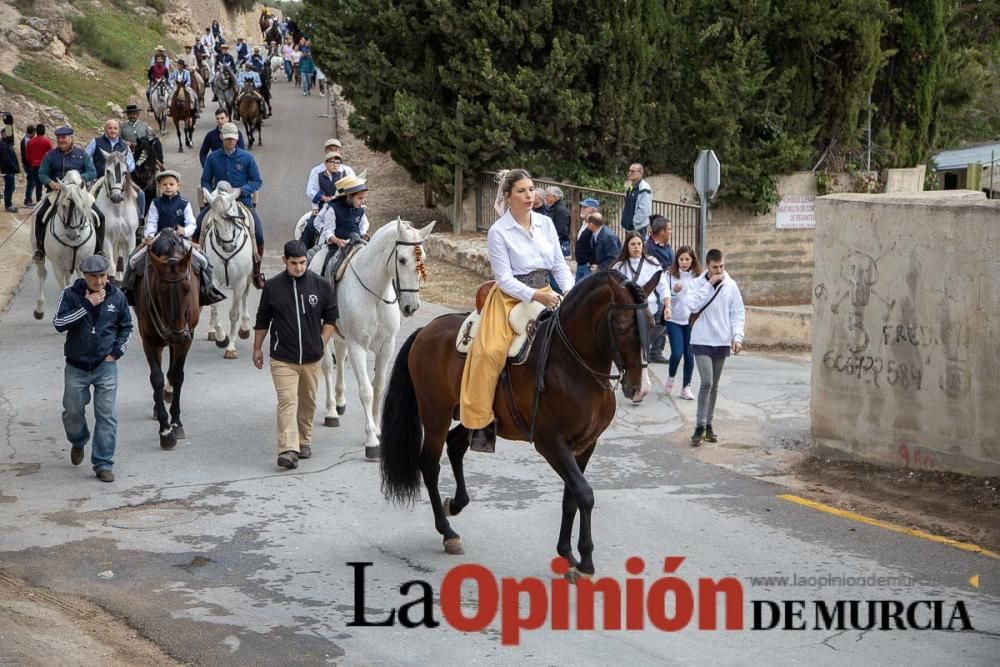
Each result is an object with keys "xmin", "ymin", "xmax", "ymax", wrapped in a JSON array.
[
  {"xmin": 612, "ymin": 256, "xmax": 668, "ymax": 317},
  {"xmin": 487, "ymin": 210, "xmax": 574, "ymax": 303},
  {"xmin": 667, "ymin": 269, "xmax": 698, "ymax": 324}
]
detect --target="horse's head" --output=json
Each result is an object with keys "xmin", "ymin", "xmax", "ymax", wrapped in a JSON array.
[
  {"xmin": 204, "ymin": 181, "xmax": 241, "ymax": 220},
  {"xmin": 147, "ymin": 229, "xmax": 196, "ymax": 345},
  {"xmin": 560, "ymin": 270, "xmax": 659, "ymax": 402},
  {"xmin": 101, "ymin": 150, "xmax": 131, "ymax": 204},
  {"xmin": 388, "ymin": 218, "xmax": 435, "ymax": 318},
  {"xmin": 55, "ymin": 175, "xmax": 96, "ymax": 241}
]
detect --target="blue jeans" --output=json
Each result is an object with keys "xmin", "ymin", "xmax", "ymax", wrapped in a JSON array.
[
  {"xmin": 26, "ymin": 166, "xmax": 42, "ymax": 203},
  {"xmin": 301, "ymin": 72, "xmax": 314, "ymax": 93},
  {"xmin": 666, "ymin": 320, "xmax": 694, "ymax": 387},
  {"xmin": 284, "ymin": 60, "xmax": 292, "ymax": 81},
  {"xmin": 2, "ymin": 173, "xmax": 14, "ymax": 208},
  {"xmin": 63, "ymin": 362, "xmax": 119, "ymax": 471},
  {"xmin": 575, "ymin": 263, "xmax": 593, "ymax": 283}
]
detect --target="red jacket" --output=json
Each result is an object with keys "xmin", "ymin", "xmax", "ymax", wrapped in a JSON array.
[
  {"xmin": 149, "ymin": 63, "xmax": 169, "ymax": 82},
  {"xmin": 25, "ymin": 135, "xmax": 53, "ymax": 168}
]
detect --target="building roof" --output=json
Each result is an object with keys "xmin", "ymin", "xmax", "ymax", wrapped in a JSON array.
[{"xmin": 932, "ymin": 142, "xmax": 1000, "ymax": 171}]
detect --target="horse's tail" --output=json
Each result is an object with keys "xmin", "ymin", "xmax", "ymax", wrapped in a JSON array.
[{"xmin": 379, "ymin": 328, "xmax": 424, "ymax": 506}]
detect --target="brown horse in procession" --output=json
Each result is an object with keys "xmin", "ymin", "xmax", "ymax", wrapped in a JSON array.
[{"xmin": 379, "ymin": 270, "xmax": 659, "ymax": 579}]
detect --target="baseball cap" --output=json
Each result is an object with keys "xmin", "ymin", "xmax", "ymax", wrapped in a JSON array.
[
  {"xmin": 220, "ymin": 122, "xmax": 239, "ymax": 140},
  {"xmin": 581, "ymin": 197, "xmax": 600, "ymax": 208}
]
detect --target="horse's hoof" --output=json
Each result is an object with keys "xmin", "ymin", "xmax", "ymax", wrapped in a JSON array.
[
  {"xmin": 160, "ymin": 432, "xmax": 177, "ymax": 450},
  {"xmin": 172, "ymin": 425, "xmax": 186, "ymax": 440},
  {"xmin": 443, "ymin": 497, "xmax": 463, "ymax": 517},
  {"xmin": 364, "ymin": 445, "xmax": 380, "ymax": 461},
  {"xmin": 207, "ymin": 330, "xmax": 216, "ymax": 341},
  {"xmin": 223, "ymin": 349, "xmax": 238, "ymax": 359},
  {"xmin": 32, "ymin": 310, "xmax": 43, "ymax": 320},
  {"xmin": 336, "ymin": 404, "xmax": 346, "ymax": 416},
  {"xmin": 215, "ymin": 335, "xmax": 229, "ymax": 349},
  {"xmin": 238, "ymin": 328, "xmax": 250, "ymax": 340},
  {"xmin": 323, "ymin": 416, "xmax": 339, "ymax": 427},
  {"xmin": 565, "ymin": 567, "xmax": 594, "ymax": 584},
  {"xmin": 443, "ymin": 538, "xmax": 465, "ymax": 555}
]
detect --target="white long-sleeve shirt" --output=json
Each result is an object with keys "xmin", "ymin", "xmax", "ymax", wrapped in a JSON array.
[
  {"xmin": 315, "ymin": 205, "xmax": 370, "ymax": 244},
  {"xmin": 144, "ymin": 200, "xmax": 197, "ymax": 239},
  {"xmin": 305, "ymin": 162, "xmax": 356, "ymax": 206},
  {"xmin": 688, "ymin": 271, "xmax": 745, "ymax": 346},
  {"xmin": 666, "ymin": 269, "xmax": 697, "ymax": 324},
  {"xmin": 487, "ymin": 210, "xmax": 574, "ymax": 303},
  {"xmin": 611, "ymin": 256, "xmax": 668, "ymax": 317}
]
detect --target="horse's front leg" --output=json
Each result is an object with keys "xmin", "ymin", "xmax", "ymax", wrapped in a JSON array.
[
  {"xmin": 33, "ymin": 260, "xmax": 47, "ymax": 320},
  {"xmin": 176, "ymin": 123, "xmax": 184, "ymax": 153},
  {"xmin": 536, "ymin": 439, "xmax": 597, "ymax": 579},
  {"xmin": 166, "ymin": 342, "xmax": 190, "ymax": 441},
  {"xmin": 370, "ymin": 335, "xmax": 395, "ymax": 437},
  {"xmin": 321, "ymin": 339, "xmax": 338, "ymax": 427},
  {"xmin": 344, "ymin": 339, "xmax": 379, "ymax": 459},
  {"xmin": 144, "ymin": 341, "xmax": 174, "ymax": 450},
  {"xmin": 444, "ymin": 425, "xmax": 471, "ymax": 518}
]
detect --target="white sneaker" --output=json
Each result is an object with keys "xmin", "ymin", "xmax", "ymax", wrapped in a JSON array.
[
  {"xmin": 681, "ymin": 386, "xmax": 695, "ymax": 400},
  {"xmin": 663, "ymin": 377, "xmax": 675, "ymax": 394}
]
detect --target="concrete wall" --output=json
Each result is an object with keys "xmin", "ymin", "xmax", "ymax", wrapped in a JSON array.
[
  {"xmin": 810, "ymin": 190, "xmax": 1000, "ymax": 477},
  {"xmin": 883, "ymin": 166, "xmax": 926, "ymax": 193}
]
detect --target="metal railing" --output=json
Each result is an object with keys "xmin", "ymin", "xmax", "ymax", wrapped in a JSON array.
[{"xmin": 475, "ymin": 172, "xmax": 700, "ymax": 259}]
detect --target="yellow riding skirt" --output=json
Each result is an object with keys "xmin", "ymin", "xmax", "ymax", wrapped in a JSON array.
[{"xmin": 459, "ymin": 285, "xmax": 550, "ymax": 429}]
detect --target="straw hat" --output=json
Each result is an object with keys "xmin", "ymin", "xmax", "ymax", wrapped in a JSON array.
[{"xmin": 334, "ymin": 174, "xmax": 368, "ymax": 198}]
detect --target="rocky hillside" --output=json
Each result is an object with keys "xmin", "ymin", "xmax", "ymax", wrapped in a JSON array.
[{"xmin": 0, "ymin": 0, "xmax": 272, "ymax": 142}]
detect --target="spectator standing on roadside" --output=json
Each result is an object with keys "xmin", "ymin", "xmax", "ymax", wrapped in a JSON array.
[
  {"xmin": 687, "ymin": 248, "xmax": 745, "ymax": 447},
  {"xmin": 574, "ymin": 197, "xmax": 600, "ymax": 281},
  {"xmin": 299, "ymin": 43, "xmax": 316, "ymax": 95},
  {"xmin": 24, "ymin": 124, "xmax": 52, "ymax": 207},
  {"xmin": 644, "ymin": 215, "xmax": 674, "ymax": 362},
  {"xmin": 544, "ymin": 186, "xmax": 571, "ymax": 257},
  {"xmin": 0, "ymin": 122, "xmax": 20, "ymax": 213},
  {"xmin": 53, "ymin": 255, "xmax": 133, "ymax": 483},
  {"xmin": 532, "ymin": 190, "xmax": 547, "ymax": 215},
  {"xmin": 622, "ymin": 162, "xmax": 652, "ymax": 240},
  {"xmin": 663, "ymin": 245, "xmax": 701, "ymax": 400},
  {"xmin": 586, "ymin": 211, "xmax": 620, "ymax": 271},
  {"xmin": 20, "ymin": 125, "xmax": 35, "ymax": 184},
  {"xmin": 252, "ymin": 240, "xmax": 338, "ymax": 470}
]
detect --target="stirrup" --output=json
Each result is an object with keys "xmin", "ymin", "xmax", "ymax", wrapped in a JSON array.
[{"xmin": 468, "ymin": 424, "xmax": 496, "ymax": 454}]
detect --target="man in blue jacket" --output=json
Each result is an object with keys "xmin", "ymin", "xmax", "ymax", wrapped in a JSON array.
[
  {"xmin": 52, "ymin": 255, "xmax": 133, "ymax": 483},
  {"xmin": 586, "ymin": 211, "xmax": 621, "ymax": 271},
  {"xmin": 195, "ymin": 122, "xmax": 265, "ymax": 288}
]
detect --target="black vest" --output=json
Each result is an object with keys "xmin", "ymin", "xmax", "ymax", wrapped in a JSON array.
[
  {"xmin": 317, "ymin": 170, "xmax": 342, "ymax": 199},
  {"xmin": 92, "ymin": 136, "xmax": 128, "ymax": 177},
  {"xmin": 330, "ymin": 199, "xmax": 365, "ymax": 240},
  {"xmin": 152, "ymin": 194, "xmax": 190, "ymax": 233},
  {"xmin": 46, "ymin": 147, "xmax": 87, "ymax": 181}
]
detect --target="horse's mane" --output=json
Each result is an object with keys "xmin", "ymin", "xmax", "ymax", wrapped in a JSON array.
[
  {"xmin": 559, "ymin": 269, "xmax": 640, "ymax": 319},
  {"xmin": 151, "ymin": 229, "xmax": 186, "ymax": 259}
]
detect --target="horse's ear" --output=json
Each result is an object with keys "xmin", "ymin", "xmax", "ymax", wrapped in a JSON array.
[
  {"xmin": 100, "ymin": 149, "xmax": 111, "ymax": 159},
  {"xmin": 641, "ymin": 271, "xmax": 662, "ymax": 299},
  {"xmin": 416, "ymin": 220, "xmax": 436, "ymax": 241},
  {"xmin": 180, "ymin": 245, "xmax": 194, "ymax": 267}
]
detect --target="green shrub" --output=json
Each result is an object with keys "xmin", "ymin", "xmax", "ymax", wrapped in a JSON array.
[
  {"xmin": 71, "ymin": 15, "xmax": 130, "ymax": 69},
  {"xmin": 146, "ymin": 18, "xmax": 167, "ymax": 36}
]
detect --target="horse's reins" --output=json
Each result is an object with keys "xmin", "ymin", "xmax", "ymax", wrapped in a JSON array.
[
  {"xmin": 349, "ymin": 239, "xmax": 425, "ymax": 305},
  {"xmin": 49, "ymin": 188, "xmax": 96, "ymax": 273},
  {"xmin": 143, "ymin": 258, "xmax": 194, "ymax": 343},
  {"xmin": 206, "ymin": 207, "xmax": 250, "ymax": 286}
]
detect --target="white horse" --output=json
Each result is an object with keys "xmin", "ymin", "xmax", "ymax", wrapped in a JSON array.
[
  {"xmin": 150, "ymin": 78, "xmax": 171, "ymax": 134},
  {"xmin": 269, "ymin": 55, "xmax": 283, "ymax": 80},
  {"xmin": 33, "ymin": 172, "xmax": 99, "ymax": 320},
  {"xmin": 90, "ymin": 150, "xmax": 139, "ymax": 283},
  {"xmin": 201, "ymin": 183, "xmax": 254, "ymax": 359},
  {"xmin": 309, "ymin": 218, "xmax": 435, "ymax": 460}
]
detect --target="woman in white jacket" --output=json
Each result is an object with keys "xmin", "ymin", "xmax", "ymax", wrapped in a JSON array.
[
  {"xmin": 664, "ymin": 245, "xmax": 701, "ymax": 400},
  {"xmin": 686, "ymin": 248, "xmax": 745, "ymax": 446},
  {"xmin": 611, "ymin": 232, "xmax": 670, "ymax": 321}
]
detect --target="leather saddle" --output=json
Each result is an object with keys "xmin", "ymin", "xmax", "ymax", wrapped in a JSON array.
[
  {"xmin": 455, "ymin": 281, "xmax": 548, "ymax": 366},
  {"xmin": 317, "ymin": 242, "xmax": 363, "ymax": 283}
]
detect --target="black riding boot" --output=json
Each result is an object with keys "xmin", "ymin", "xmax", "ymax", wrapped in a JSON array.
[
  {"xmin": 468, "ymin": 422, "xmax": 497, "ymax": 454},
  {"xmin": 199, "ymin": 261, "xmax": 227, "ymax": 306},
  {"xmin": 33, "ymin": 199, "xmax": 51, "ymax": 263},
  {"xmin": 92, "ymin": 204, "xmax": 107, "ymax": 257},
  {"xmin": 252, "ymin": 243, "xmax": 265, "ymax": 289}
]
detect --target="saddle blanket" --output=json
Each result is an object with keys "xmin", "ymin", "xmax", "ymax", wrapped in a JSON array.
[{"xmin": 455, "ymin": 300, "xmax": 546, "ymax": 362}]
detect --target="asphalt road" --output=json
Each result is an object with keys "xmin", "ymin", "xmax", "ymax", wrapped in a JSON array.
[{"xmin": 0, "ymin": 82, "xmax": 998, "ymax": 666}]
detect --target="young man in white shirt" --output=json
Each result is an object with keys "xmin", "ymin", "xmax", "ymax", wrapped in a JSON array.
[{"xmin": 686, "ymin": 248, "xmax": 745, "ymax": 446}]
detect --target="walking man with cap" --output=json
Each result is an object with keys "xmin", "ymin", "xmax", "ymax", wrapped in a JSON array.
[
  {"xmin": 34, "ymin": 126, "xmax": 107, "ymax": 264},
  {"xmin": 53, "ymin": 254, "xmax": 133, "ymax": 483},
  {"xmin": 253, "ymin": 240, "xmax": 338, "ymax": 470},
  {"xmin": 195, "ymin": 122, "xmax": 265, "ymax": 288}
]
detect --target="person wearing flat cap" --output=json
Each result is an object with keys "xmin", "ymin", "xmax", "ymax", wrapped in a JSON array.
[
  {"xmin": 196, "ymin": 122, "xmax": 265, "ymax": 288},
  {"xmin": 122, "ymin": 170, "xmax": 225, "ymax": 306},
  {"xmin": 34, "ymin": 126, "xmax": 107, "ymax": 265},
  {"xmin": 53, "ymin": 254, "xmax": 133, "ymax": 483},
  {"xmin": 305, "ymin": 138, "xmax": 355, "ymax": 209}
]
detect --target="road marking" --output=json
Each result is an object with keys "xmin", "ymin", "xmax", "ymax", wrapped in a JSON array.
[{"xmin": 777, "ymin": 494, "xmax": 1000, "ymax": 560}]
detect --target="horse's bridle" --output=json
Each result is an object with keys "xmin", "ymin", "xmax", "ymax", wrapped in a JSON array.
[
  {"xmin": 350, "ymin": 239, "xmax": 425, "ymax": 306},
  {"xmin": 206, "ymin": 208, "xmax": 250, "ymax": 285},
  {"xmin": 103, "ymin": 159, "xmax": 129, "ymax": 202},
  {"xmin": 143, "ymin": 259, "xmax": 194, "ymax": 344},
  {"xmin": 551, "ymin": 283, "xmax": 649, "ymax": 391}
]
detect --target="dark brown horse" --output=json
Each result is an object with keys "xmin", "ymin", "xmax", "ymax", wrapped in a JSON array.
[
  {"xmin": 169, "ymin": 85, "xmax": 197, "ymax": 152},
  {"xmin": 379, "ymin": 270, "xmax": 659, "ymax": 579},
  {"xmin": 134, "ymin": 230, "xmax": 201, "ymax": 450},
  {"xmin": 238, "ymin": 83, "xmax": 263, "ymax": 149}
]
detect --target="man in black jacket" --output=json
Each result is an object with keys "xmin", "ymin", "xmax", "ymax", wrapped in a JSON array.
[
  {"xmin": 543, "ymin": 186, "xmax": 571, "ymax": 257},
  {"xmin": 52, "ymin": 255, "xmax": 133, "ymax": 482},
  {"xmin": 253, "ymin": 240, "xmax": 338, "ymax": 469},
  {"xmin": 0, "ymin": 121, "xmax": 20, "ymax": 213}
]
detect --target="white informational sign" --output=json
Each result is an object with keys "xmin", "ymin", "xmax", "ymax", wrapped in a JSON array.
[{"xmin": 775, "ymin": 195, "xmax": 816, "ymax": 229}]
